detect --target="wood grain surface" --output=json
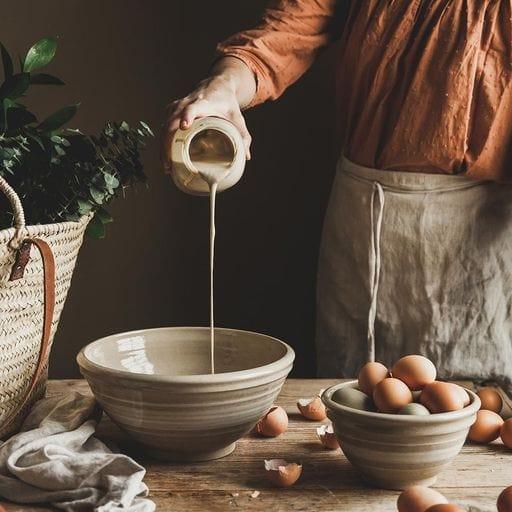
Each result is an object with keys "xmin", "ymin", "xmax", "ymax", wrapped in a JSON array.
[{"xmin": 1, "ymin": 379, "xmax": 511, "ymax": 512}]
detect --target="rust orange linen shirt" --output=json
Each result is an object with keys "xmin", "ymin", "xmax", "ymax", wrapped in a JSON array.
[{"xmin": 217, "ymin": 0, "xmax": 512, "ymax": 182}]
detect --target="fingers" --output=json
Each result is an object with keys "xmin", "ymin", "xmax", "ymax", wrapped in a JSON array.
[
  {"xmin": 161, "ymin": 94, "xmax": 253, "ymax": 172},
  {"xmin": 160, "ymin": 100, "xmax": 187, "ymax": 172},
  {"xmin": 180, "ymin": 100, "xmax": 209, "ymax": 129},
  {"xmin": 231, "ymin": 110, "xmax": 252, "ymax": 160}
]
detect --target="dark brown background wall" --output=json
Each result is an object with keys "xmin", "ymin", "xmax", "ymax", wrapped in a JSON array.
[{"xmin": 3, "ymin": 1, "xmax": 343, "ymax": 378}]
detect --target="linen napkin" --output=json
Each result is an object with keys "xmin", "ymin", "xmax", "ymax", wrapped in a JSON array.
[{"xmin": 0, "ymin": 392, "xmax": 155, "ymax": 511}]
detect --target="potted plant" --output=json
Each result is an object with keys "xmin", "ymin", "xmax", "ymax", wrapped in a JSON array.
[{"xmin": 0, "ymin": 37, "xmax": 152, "ymax": 437}]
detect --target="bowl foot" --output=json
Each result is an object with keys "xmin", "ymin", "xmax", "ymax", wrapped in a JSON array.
[
  {"xmin": 145, "ymin": 442, "xmax": 236, "ymax": 462},
  {"xmin": 362, "ymin": 474, "xmax": 438, "ymax": 491}
]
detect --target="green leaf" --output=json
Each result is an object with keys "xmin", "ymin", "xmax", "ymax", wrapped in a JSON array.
[
  {"xmin": 2, "ymin": 97, "xmax": 16, "ymax": 128},
  {"xmin": 23, "ymin": 37, "xmax": 57, "ymax": 72},
  {"xmin": 139, "ymin": 121, "xmax": 154, "ymax": 137},
  {"xmin": 0, "ymin": 73, "xmax": 30, "ymax": 99},
  {"xmin": 89, "ymin": 186, "xmax": 105, "ymax": 204},
  {"xmin": 86, "ymin": 214, "xmax": 106, "ymax": 239},
  {"xmin": 104, "ymin": 173, "xmax": 120, "ymax": 191},
  {"xmin": 77, "ymin": 198, "xmax": 93, "ymax": 215},
  {"xmin": 3, "ymin": 97, "xmax": 16, "ymax": 109},
  {"xmin": 0, "ymin": 43, "xmax": 13, "ymax": 78},
  {"xmin": 30, "ymin": 73, "xmax": 64, "ymax": 85},
  {"xmin": 50, "ymin": 134, "xmax": 70, "ymax": 146},
  {"xmin": 38, "ymin": 103, "xmax": 78, "ymax": 131},
  {"xmin": 97, "ymin": 207, "xmax": 113, "ymax": 224}
]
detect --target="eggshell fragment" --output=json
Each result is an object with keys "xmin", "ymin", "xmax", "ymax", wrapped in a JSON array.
[
  {"xmin": 358, "ymin": 362, "xmax": 389, "ymax": 396},
  {"xmin": 392, "ymin": 355, "xmax": 437, "ymax": 391},
  {"xmin": 264, "ymin": 459, "xmax": 302, "ymax": 487},
  {"xmin": 420, "ymin": 381, "xmax": 464, "ymax": 413},
  {"xmin": 468, "ymin": 409, "xmax": 504, "ymax": 443},
  {"xmin": 373, "ymin": 378, "xmax": 413, "ymax": 413},
  {"xmin": 331, "ymin": 387, "xmax": 376, "ymax": 411},
  {"xmin": 500, "ymin": 418, "xmax": 512, "ymax": 449},
  {"xmin": 297, "ymin": 396, "xmax": 327, "ymax": 421},
  {"xmin": 398, "ymin": 403, "xmax": 431, "ymax": 416},
  {"xmin": 425, "ymin": 505, "xmax": 466, "ymax": 512},
  {"xmin": 397, "ymin": 486, "xmax": 448, "ymax": 512},
  {"xmin": 254, "ymin": 406, "xmax": 288, "ymax": 437},
  {"xmin": 497, "ymin": 486, "xmax": 512, "ymax": 512},
  {"xmin": 477, "ymin": 387, "xmax": 503, "ymax": 414},
  {"xmin": 316, "ymin": 424, "xmax": 340, "ymax": 450}
]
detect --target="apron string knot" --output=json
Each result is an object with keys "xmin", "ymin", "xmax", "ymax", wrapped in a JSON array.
[{"xmin": 367, "ymin": 181, "xmax": 385, "ymax": 362}]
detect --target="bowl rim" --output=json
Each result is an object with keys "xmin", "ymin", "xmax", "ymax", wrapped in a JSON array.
[
  {"xmin": 321, "ymin": 380, "xmax": 481, "ymax": 423},
  {"xmin": 76, "ymin": 326, "xmax": 295, "ymax": 384}
]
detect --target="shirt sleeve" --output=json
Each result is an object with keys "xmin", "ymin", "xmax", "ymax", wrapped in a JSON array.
[{"xmin": 217, "ymin": 0, "xmax": 342, "ymax": 107}]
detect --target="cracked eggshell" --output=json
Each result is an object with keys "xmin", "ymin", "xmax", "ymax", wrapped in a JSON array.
[
  {"xmin": 254, "ymin": 406, "xmax": 288, "ymax": 437},
  {"xmin": 316, "ymin": 424, "xmax": 340, "ymax": 450},
  {"xmin": 264, "ymin": 459, "xmax": 302, "ymax": 487},
  {"xmin": 297, "ymin": 396, "xmax": 327, "ymax": 421}
]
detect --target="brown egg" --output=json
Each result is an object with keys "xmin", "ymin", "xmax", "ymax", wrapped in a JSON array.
[
  {"xmin": 297, "ymin": 396, "xmax": 327, "ymax": 421},
  {"xmin": 373, "ymin": 378, "xmax": 413, "ymax": 413},
  {"xmin": 468, "ymin": 409, "xmax": 504, "ymax": 443},
  {"xmin": 500, "ymin": 418, "xmax": 512, "ymax": 449},
  {"xmin": 497, "ymin": 486, "xmax": 512, "ymax": 512},
  {"xmin": 420, "ymin": 381, "xmax": 464, "ymax": 413},
  {"xmin": 392, "ymin": 355, "xmax": 437, "ymax": 391},
  {"xmin": 397, "ymin": 486, "xmax": 448, "ymax": 512},
  {"xmin": 477, "ymin": 387, "xmax": 503, "ymax": 414},
  {"xmin": 449, "ymin": 384, "xmax": 470, "ymax": 407},
  {"xmin": 254, "ymin": 406, "xmax": 288, "ymax": 437},
  {"xmin": 317, "ymin": 424, "xmax": 340, "ymax": 450},
  {"xmin": 358, "ymin": 362, "xmax": 389, "ymax": 396},
  {"xmin": 264, "ymin": 459, "xmax": 302, "ymax": 487},
  {"xmin": 426, "ymin": 505, "xmax": 466, "ymax": 512}
]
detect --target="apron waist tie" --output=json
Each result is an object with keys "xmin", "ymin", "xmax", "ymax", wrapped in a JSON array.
[{"xmin": 367, "ymin": 181, "xmax": 385, "ymax": 362}]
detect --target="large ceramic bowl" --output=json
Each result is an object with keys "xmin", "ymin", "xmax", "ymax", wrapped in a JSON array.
[
  {"xmin": 77, "ymin": 327, "xmax": 294, "ymax": 461},
  {"xmin": 322, "ymin": 380, "xmax": 480, "ymax": 490}
]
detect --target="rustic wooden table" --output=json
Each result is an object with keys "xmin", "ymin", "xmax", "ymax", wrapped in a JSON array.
[{"xmin": 1, "ymin": 379, "xmax": 511, "ymax": 512}]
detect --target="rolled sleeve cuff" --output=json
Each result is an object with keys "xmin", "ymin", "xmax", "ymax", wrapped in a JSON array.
[{"xmin": 215, "ymin": 44, "xmax": 274, "ymax": 108}]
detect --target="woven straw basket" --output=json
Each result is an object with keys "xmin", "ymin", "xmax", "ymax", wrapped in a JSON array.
[{"xmin": 0, "ymin": 176, "xmax": 90, "ymax": 438}]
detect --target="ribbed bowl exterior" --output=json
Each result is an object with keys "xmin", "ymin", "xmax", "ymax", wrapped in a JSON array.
[
  {"xmin": 78, "ymin": 329, "xmax": 294, "ymax": 461},
  {"xmin": 322, "ymin": 381, "xmax": 480, "ymax": 490}
]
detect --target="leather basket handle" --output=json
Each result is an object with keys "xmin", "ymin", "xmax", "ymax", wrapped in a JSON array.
[
  {"xmin": 0, "ymin": 177, "xmax": 56, "ymax": 433},
  {"xmin": 1, "ymin": 238, "xmax": 56, "ymax": 433}
]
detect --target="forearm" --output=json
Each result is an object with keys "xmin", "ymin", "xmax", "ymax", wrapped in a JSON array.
[{"xmin": 210, "ymin": 57, "xmax": 256, "ymax": 110}]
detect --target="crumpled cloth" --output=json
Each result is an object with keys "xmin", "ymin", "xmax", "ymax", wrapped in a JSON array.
[{"xmin": 0, "ymin": 392, "xmax": 155, "ymax": 512}]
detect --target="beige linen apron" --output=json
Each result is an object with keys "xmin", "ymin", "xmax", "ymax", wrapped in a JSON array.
[{"xmin": 316, "ymin": 157, "xmax": 512, "ymax": 393}]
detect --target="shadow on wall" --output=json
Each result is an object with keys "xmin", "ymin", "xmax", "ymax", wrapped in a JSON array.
[{"xmin": 3, "ymin": 0, "xmax": 342, "ymax": 378}]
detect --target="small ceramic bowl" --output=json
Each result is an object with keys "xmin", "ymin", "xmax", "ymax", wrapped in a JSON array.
[
  {"xmin": 77, "ymin": 327, "xmax": 294, "ymax": 461},
  {"xmin": 322, "ymin": 380, "xmax": 480, "ymax": 490}
]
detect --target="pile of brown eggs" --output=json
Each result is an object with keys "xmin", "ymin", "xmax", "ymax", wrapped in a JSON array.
[
  {"xmin": 331, "ymin": 355, "xmax": 470, "ymax": 415},
  {"xmin": 397, "ymin": 484, "xmax": 512, "ymax": 512},
  {"xmin": 468, "ymin": 386, "xmax": 512, "ymax": 448}
]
